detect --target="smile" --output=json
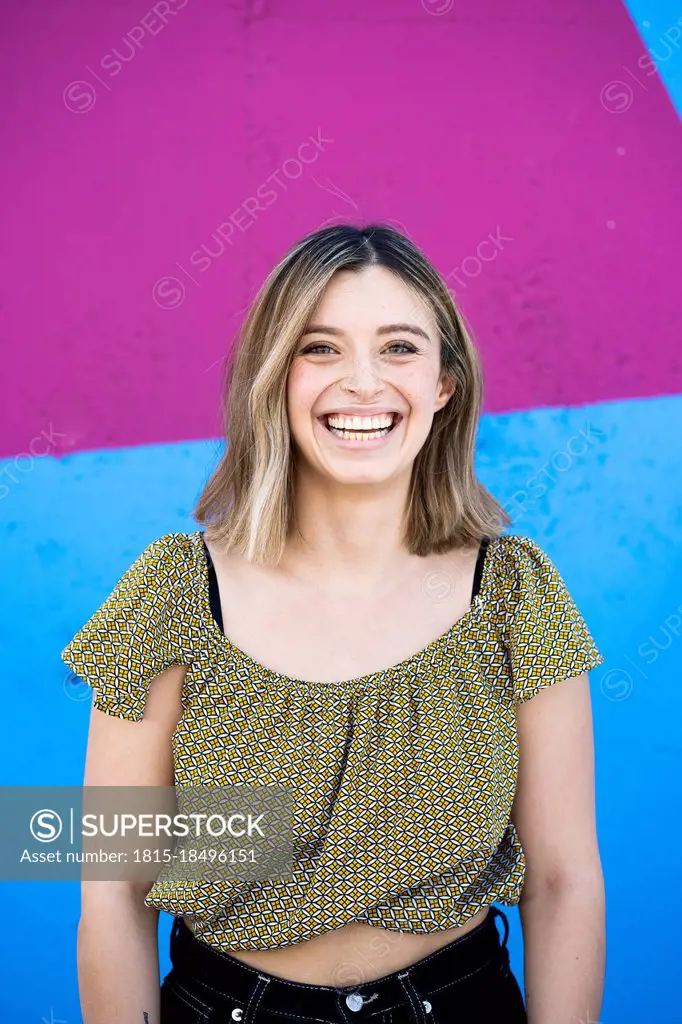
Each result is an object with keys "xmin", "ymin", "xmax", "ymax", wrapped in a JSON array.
[{"xmin": 321, "ymin": 412, "xmax": 402, "ymax": 441}]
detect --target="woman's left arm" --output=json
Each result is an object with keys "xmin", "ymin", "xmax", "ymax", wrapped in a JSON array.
[{"xmin": 512, "ymin": 671, "xmax": 606, "ymax": 1024}]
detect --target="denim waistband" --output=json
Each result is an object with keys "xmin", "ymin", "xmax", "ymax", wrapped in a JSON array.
[{"xmin": 167, "ymin": 905, "xmax": 510, "ymax": 1022}]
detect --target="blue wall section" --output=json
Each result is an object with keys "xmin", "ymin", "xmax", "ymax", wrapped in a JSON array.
[
  {"xmin": 2, "ymin": 393, "xmax": 682, "ymax": 1022},
  {"xmin": 624, "ymin": 0, "xmax": 682, "ymax": 113}
]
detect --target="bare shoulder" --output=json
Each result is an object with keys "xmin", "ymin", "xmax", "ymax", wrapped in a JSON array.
[{"xmin": 203, "ymin": 534, "xmax": 292, "ymax": 599}]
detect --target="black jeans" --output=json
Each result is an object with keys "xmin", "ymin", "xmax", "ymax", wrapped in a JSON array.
[{"xmin": 160, "ymin": 906, "xmax": 527, "ymax": 1023}]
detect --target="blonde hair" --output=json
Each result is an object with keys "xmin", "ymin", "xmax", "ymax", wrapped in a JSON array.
[{"xmin": 194, "ymin": 223, "xmax": 510, "ymax": 563}]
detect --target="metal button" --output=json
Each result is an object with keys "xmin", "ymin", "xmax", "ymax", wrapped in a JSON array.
[
  {"xmin": 231, "ymin": 1009, "xmax": 243, "ymax": 1021},
  {"xmin": 345, "ymin": 992, "xmax": 364, "ymax": 1011},
  {"xmin": 423, "ymin": 999, "xmax": 432, "ymax": 1014}
]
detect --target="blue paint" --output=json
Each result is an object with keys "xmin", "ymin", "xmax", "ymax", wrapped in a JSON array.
[{"xmin": 1, "ymin": 393, "xmax": 681, "ymax": 1022}]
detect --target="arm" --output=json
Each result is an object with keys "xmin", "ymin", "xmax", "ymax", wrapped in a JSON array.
[
  {"xmin": 512, "ymin": 671, "xmax": 606, "ymax": 1024},
  {"xmin": 77, "ymin": 664, "xmax": 186, "ymax": 1024}
]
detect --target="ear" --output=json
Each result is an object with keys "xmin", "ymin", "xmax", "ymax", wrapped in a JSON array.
[{"xmin": 434, "ymin": 372, "xmax": 456, "ymax": 413}]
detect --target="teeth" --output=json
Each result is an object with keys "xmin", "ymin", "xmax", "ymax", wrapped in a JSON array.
[{"xmin": 326, "ymin": 413, "xmax": 396, "ymax": 431}]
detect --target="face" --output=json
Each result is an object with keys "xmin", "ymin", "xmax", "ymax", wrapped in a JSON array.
[{"xmin": 286, "ymin": 265, "xmax": 455, "ymax": 486}]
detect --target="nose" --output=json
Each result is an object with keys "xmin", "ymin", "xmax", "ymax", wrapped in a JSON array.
[{"xmin": 341, "ymin": 355, "xmax": 384, "ymax": 396}]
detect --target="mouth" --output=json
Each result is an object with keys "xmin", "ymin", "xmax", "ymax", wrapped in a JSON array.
[{"xmin": 319, "ymin": 412, "xmax": 403, "ymax": 441}]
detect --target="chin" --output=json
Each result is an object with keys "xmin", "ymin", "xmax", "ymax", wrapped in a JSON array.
[{"xmin": 324, "ymin": 463, "xmax": 400, "ymax": 486}]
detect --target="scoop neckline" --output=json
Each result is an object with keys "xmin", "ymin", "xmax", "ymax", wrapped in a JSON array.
[{"xmin": 190, "ymin": 530, "xmax": 499, "ymax": 688}]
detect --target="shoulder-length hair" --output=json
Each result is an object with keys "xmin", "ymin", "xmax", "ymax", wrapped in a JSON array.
[{"xmin": 194, "ymin": 222, "xmax": 510, "ymax": 564}]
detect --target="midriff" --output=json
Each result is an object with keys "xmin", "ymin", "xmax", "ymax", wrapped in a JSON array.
[{"xmin": 183, "ymin": 906, "xmax": 490, "ymax": 985}]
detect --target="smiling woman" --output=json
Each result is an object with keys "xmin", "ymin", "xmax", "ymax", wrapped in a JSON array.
[
  {"xmin": 288, "ymin": 270, "xmax": 457, "ymax": 481},
  {"xmin": 196, "ymin": 224, "xmax": 506, "ymax": 563},
  {"xmin": 64, "ymin": 223, "xmax": 604, "ymax": 1024}
]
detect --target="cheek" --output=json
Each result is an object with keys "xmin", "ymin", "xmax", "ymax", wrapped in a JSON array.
[
  {"xmin": 287, "ymin": 365, "xmax": 313, "ymax": 407},
  {"xmin": 395, "ymin": 367, "xmax": 441, "ymax": 416},
  {"xmin": 286, "ymin": 364, "xmax": 327, "ymax": 439}
]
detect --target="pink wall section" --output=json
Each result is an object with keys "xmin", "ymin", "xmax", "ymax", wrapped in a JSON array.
[{"xmin": 1, "ymin": 0, "xmax": 681, "ymax": 457}]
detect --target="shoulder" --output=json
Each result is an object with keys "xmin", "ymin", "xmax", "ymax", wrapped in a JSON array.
[
  {"xmin": 485, "ymin": 533, "xmax": 604, "ymax": 702},
  {"xmin": 66, "ymin": 531, "xmax": 202, "ymax": 628},
  {"xmin": 135, "ymin": 530, "xmax": 198, "ymax": 563},
  {"xmin": 488, "ymin": 532, "xmax": 564, "ymax": 601},
  {"xmin": 485, "ymin": 531, "xmax": 591, "ymax": 644},
  {"xmin": 61, "ymin": 531, "xmax": 204, "ymax": 712},
  {"xmin": 120, "ymin": 531, "xmax": 200, "ymax": 584},
  {"xmin": 61, "ymin": 532, "xmax": 203, "ymax": 721}
]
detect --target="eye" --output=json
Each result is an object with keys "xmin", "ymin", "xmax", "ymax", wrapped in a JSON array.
[
  {"xmin": 300, "ymin": 342, "xmax": 336, "ymax": 355},
  {"xmin": 385, "ymin": 341, "xmax": 418, "ymax": 354},
  {"xmin": 299, "ymin": 340, "xmax": 418, "ymax": 356}
]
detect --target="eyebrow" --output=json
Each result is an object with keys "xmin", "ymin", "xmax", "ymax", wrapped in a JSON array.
[{"xmin": 301, "ymin": 322, "xmax": 431, "ymax": 341}]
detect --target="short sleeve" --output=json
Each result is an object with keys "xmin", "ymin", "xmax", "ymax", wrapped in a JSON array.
[
  {"xmin": 61, "ymin": 534, "xmax": 190, "ymax": 722},
  {"xmin": 503, "ymin": 535, "xmax": 604, "ymax": 703}
]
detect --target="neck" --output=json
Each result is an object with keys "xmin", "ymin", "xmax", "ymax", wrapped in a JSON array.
[{"xmin": 281, "ymin": 465, "xmax": 415, "ymax": 592}]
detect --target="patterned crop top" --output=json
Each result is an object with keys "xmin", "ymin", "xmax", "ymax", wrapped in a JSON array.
[{"xmin": 61, "ymin": 530, "xmax": 603, "ymax": 952}]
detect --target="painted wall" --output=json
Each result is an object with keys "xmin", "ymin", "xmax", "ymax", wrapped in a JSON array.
[{"xmin": 1, "ymin": 1, "xmax": 681, "ymax": 1021}]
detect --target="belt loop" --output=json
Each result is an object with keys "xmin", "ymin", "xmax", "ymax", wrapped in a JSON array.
[
  {"xmin": 243, "ymin": 974, "xmax": 270, "ymax": 1023},
  {"xmin": 397, "ymin": 973, "xmax": 429, "ymax": 1022}
]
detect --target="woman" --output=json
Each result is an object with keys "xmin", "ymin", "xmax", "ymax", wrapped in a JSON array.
[{"xmin": 63, "ymin": 224, "xmax": 606, "ymax": 1024}]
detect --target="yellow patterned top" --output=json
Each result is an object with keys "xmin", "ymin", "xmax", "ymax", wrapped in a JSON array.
[{"xmin": 61, "ymin": 530, "xmax": 603, "ymax": 952}]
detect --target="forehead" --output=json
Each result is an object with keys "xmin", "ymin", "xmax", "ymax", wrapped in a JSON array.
[{"xmin": 310, "ymin": 265, "xmax": 437, "ymax": 336}]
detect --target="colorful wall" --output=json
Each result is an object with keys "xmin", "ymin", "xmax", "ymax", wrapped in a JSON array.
[{"xmin": 1, "ymin": 1, "xmax": 681, "ymax": 1020}]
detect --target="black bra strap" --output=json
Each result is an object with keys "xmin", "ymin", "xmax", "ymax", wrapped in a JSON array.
[
  {"xmin": 202, "ymin": 532, "xmax": 490, "ymax": 636},
  {"xmin": 471, "ymin": 536, "xmax": 490, "ymax": 602},
  {"xmin": 201, "ymin": 533, "xmax": 224, "ymax": 634}
]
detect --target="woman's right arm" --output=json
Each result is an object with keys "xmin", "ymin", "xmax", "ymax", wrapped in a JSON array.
[{"xmin": 77, "ymin": 664, "xmax": 187, "ymax": 1024}]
